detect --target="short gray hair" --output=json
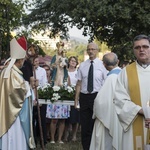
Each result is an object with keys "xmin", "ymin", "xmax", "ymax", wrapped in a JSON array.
[
  {"xmin": 87, "ymin": 42, "xmax": 99, "ymax": 50},
  {"xmin": 133, "ymin": 34, "xmax": 150, "ymax": 43}
]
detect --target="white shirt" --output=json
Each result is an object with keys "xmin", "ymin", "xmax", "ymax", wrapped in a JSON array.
[
  {"xmin": 77, "ymin": 58, "xmax": 108, "ymax": 94},
  {"xmin": 68, "ymin": 69, "xmax": 78, "ymax": 86},
  {"xmin": 35, "ymin": 66, "xmax": 48, "ymax": 88}
]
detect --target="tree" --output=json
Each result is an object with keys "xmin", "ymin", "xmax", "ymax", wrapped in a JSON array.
[
  {"xmin": 23, "ymin": 0, "xmax": 150, "ymax": 61},
  {"xmin": 42, "ymin": 40, "xmax": 86, "ymax": 63},
  {"xmin": 0, "ymin": 0, "xmax": 31, "ymax": 59}
]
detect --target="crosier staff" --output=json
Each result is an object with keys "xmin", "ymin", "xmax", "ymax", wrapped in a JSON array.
[{"xmin": 27, "ymin": 44, "xmax": 45, "ymax": 150}]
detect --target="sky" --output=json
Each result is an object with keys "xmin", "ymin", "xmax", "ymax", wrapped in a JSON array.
[
  {"xmin": 68, "ymin": 26, "xmax": 89, "ymax": 41},
  {"xmin": 23, "ymin": 2, "xmax": 89, "ymax": 42},
  {"xmin": 22, "ymin": 1, "xmax": 89, "ymax": 42}
]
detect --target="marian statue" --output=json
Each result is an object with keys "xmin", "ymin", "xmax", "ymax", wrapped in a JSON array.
[{"xmin": 50, "ymin": 41, "xmax": 68, "ymax": 86}]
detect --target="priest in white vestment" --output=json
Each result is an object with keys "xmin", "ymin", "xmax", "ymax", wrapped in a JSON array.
[
  {"xmin": 114, "ymin": 34, "xmax": 150, "ymax": 150},
  {"xmin": 90, "ymin": 52, "xmax": 122, "ymax": 150}
]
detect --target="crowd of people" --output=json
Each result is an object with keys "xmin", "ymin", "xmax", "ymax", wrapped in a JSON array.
[{"xmin": 0, "ymin": 34, "xmax": 150, "ymax": 150}]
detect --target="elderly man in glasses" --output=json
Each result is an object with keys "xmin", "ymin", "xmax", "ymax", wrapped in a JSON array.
[{"xmin": 113, "ymin": 34, "xmax": 150, "ymax": 150}]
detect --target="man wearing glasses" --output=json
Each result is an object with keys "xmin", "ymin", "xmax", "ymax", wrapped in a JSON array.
[
  {"xmin": 114, "ymin": 34, "xmax": 150, "ymax": 150},
  {"xmin": 74, "ymin": 42, "xmax": 107, "ymax": 150}
]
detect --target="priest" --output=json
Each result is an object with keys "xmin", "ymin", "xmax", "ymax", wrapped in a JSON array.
[
  {"xmin": 90, "ymin": 52, "xmax": 122, "ymax": 150},
  {"xmin": 114, "ymin": 34, "xmax": 150, "ymax": 150}
]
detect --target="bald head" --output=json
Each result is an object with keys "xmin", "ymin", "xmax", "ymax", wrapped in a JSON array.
[{"xmin": 103, "ymin": 52, "xmax": 119, "ymax": 70}]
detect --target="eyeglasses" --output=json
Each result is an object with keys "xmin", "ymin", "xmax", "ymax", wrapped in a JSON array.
[
  {"xmin": 70, "ymin": 60, "xmax": 77, "ymax": 63},
  {"xmin": 87, "ymin": 48, "xmax": 97, "ymax": 51},
  {"xmin": 45, "ymin": 69, "xmax": 50, "ymax": 71},
  {"xmin": 134, "ymin": 45, "xmax": 150, "ymax": 50}
]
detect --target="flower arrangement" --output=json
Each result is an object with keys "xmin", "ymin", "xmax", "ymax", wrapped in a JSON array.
[{"xmin": 38, "ymin": 83, "xmax": 75, "ymax": 103}]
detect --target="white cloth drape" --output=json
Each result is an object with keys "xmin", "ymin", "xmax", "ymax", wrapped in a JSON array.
[
  {"xmin": 90, "ymin": 69, "xmax": 122, "ymax": 150},
  {"xmin": 2, "ymin": 117, "xmax": 28, "ymax": 150},
  {"xmin": 114, "ymin": 62, "xmax": 150, "ymax": 150}
]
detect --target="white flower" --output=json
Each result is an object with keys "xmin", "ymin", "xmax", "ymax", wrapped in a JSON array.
[
  {"xmin": 67, "ymin": 86, "xmax": 73, "ymax": 93},
  {"xmin": 37, "ymin": 86, "xmax": 41, "ymax": 90},
  {"xmin": 71, "ymin": 84, "xmax": 76, "ymax": 87},
  {"xmin": 52, "ymin": 93, "xmax": 60, "ymax": 101},
  {"xmin": 70, "ymin": 85, "xmax": 76, "ymax": 90},
  {"xmin": 53, "ymin": 86, "xmax": 60, "ymax": 91},
  {"xmin": 38, "ymin": 84, "xmax": 75, "ymax": 101},
  {"xmin": 42, "ymin": 83, "xmax": 51, "ymax": 90},
  {"xmin": 51, "ymin": 97, "xmax": 57, "ymax": 101}
]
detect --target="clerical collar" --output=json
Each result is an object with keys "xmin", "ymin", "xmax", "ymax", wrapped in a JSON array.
[
  {"xmin": 141, "ymin": 64, "xmax": 149, "ymax": 69},
  {"xmin": 137, "ymin": 61, "xmax": 150, "ymax": 68}
]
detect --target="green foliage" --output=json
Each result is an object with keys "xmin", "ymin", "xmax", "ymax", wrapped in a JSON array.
[
  {"xmin": 15, "ymin": 31, "xmax": 46, "ymax": 56},
  {"xmin": 23, "ymin": 0, "xmax": 150, "ymax": 61},
  {"xmin": 44, "ymin": 41, "xmax": 86, "ymax": 63},
  {"xmin": 0, "ymin": 0, "xmax": 29, "ymax": 31},
  {"xmin": 59, "ymin": 86, "xmax": 75, "ymax": 101},
  {"xmin": 0, "ymin": 33, "xmax": 13, "ymax": 59},
  {"xmin": 67, "ymin": 43, "xmax": 86, "ymax": 62},
  {"xmin": 38, "ymin": 46, "xmax": 46, "ymax": 56},
  {"xmin": 38, "ymin": 85, "xmax": 53, "ymax": 100},
  {"xmin": 0, "ymin": 0, "xmax": 32, "ymax": 59},
  {"xmin": 38, "ymin": 84, "xmax": 75, "ymax": 102},
  {"xmin": 36, "ymin": 139, "xmax": 82, "ymax": 150}
]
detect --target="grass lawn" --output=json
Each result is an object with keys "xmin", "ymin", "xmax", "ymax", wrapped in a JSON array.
[
  {"xmin": 36, "ymin": 130, "xmax": 82, "ymax": 150},
  {"xmin": 36, "ymin": 141, "xmax": 82, "ymax": 150}
]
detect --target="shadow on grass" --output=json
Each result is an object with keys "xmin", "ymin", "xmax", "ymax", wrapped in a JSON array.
[
  {"xmin": 36, "ymin": 141, "xmax": 82, "ymax": 150},
  {"xmin": 35, "ymin": 131, "xmax": 82, "ymax": 150}
]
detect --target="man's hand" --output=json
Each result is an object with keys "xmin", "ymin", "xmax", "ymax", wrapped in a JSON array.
[
  {"xmin": 51, "ymin": 63, "xmax": 57, "ymax": 68},
  {"xmin": 74, "ymin": 100, "xmax": 78, "ymax": 109},
  {"xmin": 138, "ymin": 108, "xmax": 144, "ymax": 115},
  {"xmin": 74, "ymin": 80, "xmax": 81, "ymax": 110},
  {"xmin": 33, "ymin": 100, "xmax": 37, "ymax": 106},
  {"xmin": 145, "ymin": 118, "xmax": 150, "ymax": 128},
  {"xmin": 74, "ymin": 100, "xmax": 80, "ymax": 110},
  {"xmin": 30, "ymin": 77, "xmax": 39, "ymax": 89}
]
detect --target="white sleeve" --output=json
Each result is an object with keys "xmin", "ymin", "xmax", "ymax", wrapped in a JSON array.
[{"xmin": 114, "ymin": 69, "xmax": 141, "ymax": 131}]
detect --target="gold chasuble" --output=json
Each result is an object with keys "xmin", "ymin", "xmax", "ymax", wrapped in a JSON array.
[
  {"xmin": 126, "ymin": 62, "xmax": 144, "ymax": 150},
  {"xmin": 0, "ymin": 65, "xmax": 27, "ymax": 137}
]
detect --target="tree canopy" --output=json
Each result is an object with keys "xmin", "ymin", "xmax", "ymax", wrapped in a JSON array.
[
  {"xmin": 0, "ymin": 0, "xmax": 150, "ymax": 61},
  {"xmin": 23, "ymin": 0, "xmax": 150, "ymax": 61},
  {"xmin": 0, "ymin": 0, "xmax": 30, "ymax": 59}
]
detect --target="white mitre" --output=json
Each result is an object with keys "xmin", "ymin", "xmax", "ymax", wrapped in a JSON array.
[{"xmin": 4, "ymin": 36, "xmax": 27, "ymax": 78}]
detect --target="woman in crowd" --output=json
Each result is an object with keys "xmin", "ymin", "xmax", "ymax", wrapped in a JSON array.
[{"xmin": 64, "ymin": 56, "xmax": 80, "ymax": 142}]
